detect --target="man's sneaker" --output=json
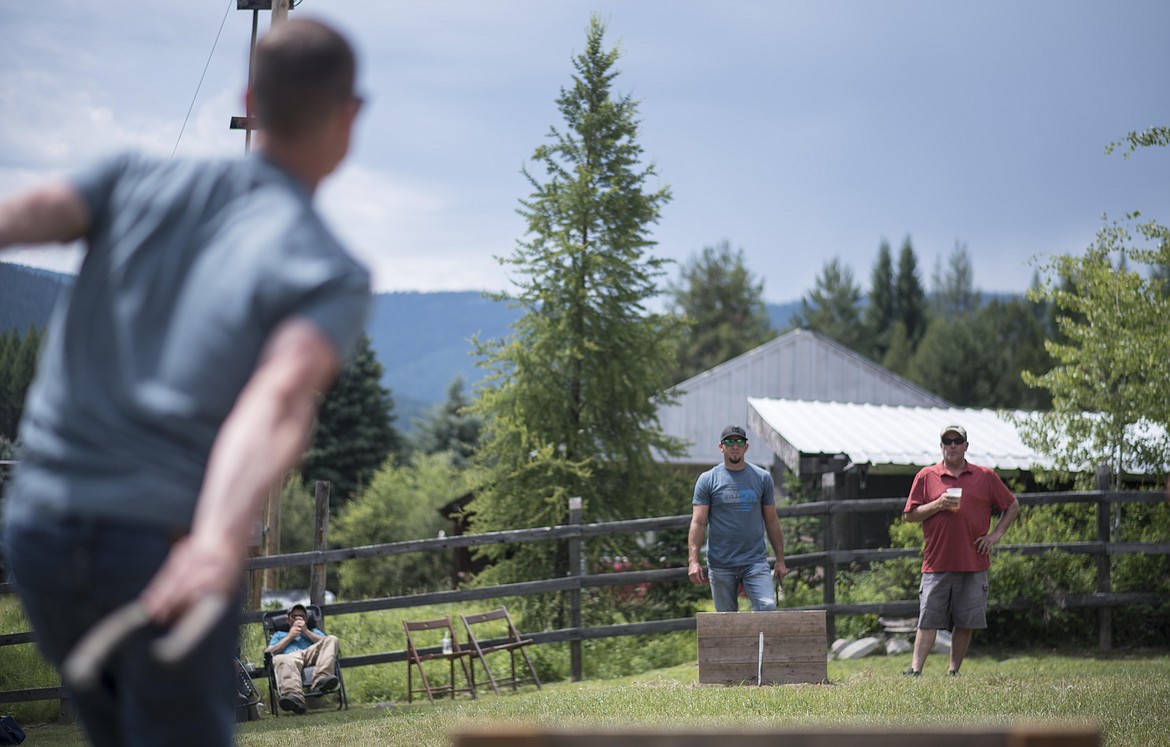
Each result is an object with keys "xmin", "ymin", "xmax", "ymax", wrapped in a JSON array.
[
  {"xmin": 315, "ymin": 675, "xmax": 340, "ymax": 694},
  {"xmin": 279, "ymin": 695, "xmax": 307, "ymax": 714},
  {"xmin": 904, "ymin": 668, "xmax": 921, "ymax": 677},
  {"xmin": 948, "ymin": 669, "xmax": 961, "ymax": 677}
]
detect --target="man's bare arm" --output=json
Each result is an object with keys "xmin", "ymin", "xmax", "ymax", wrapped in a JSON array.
[
  {"xmin": 0, "ymin": 181, "xmax": 89, "ymax": 249},
  {"xmin": 687, "ymin": 504, "xmax": 709, "ymax": 584},
  {"xmin": 763, "ymin": 506, "xmax": 788, "ymax": 580},
  {"xmin": 140, "ymin": 318, "xmax": 343, "ymax": 622}
]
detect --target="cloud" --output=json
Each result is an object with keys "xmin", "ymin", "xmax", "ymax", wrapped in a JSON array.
[{"xmin": 318, "ymin": 163, "xmax": 517, "ymax": 294}]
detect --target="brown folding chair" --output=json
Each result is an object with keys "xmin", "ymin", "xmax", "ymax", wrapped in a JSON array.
[
  {"xmin": 402, "ymin": 616, "xmax": 477, "ymax": 703},
  {"xmin": 460, "ymin": 606, "xmax": 541, "ymax": 696}
]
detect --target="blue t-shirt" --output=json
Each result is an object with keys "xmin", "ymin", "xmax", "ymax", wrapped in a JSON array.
[
  {"xmin": 692, "ymin": 462, "xmax": 776, "ymax": 568},
  {"xmin": 5, "ymin": 152, "xmax": 370, "ymax": 531},
  {"xmin": 268, "ymin": 628, "xmax": 326, "ymax": 653}
]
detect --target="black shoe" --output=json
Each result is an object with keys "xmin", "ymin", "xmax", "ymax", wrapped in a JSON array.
[
  {"xmin": 904, "ymin": 668, "xmax": 921, "ymax": 677},
  {"xmin": 279, "ymin": 695, "xmax": 307, "ymax": 714},
  {"xmin": 948, "ymin": 669, "xmax": 960, "ymax": 677},
  {"xmin": 315, "ymin": 675, "xmax": 340, "ymax": 694}
]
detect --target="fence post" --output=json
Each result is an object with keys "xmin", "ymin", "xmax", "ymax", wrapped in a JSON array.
[
  {"xmin": 820, "ymin": 473, "xmax": 838, "ymax": 644},
  {"xmin": 568, "ymin": 496, "xmax": 583, "ymax": 682},
  {"xmin": 1094, "ymin": 465, "xmax": 1112, "ymax": 651},
  {"xmin": 309, "ymin": 481, "xmax": 331, "ymax": 608}
]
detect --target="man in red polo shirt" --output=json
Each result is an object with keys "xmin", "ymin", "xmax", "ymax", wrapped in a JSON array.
[{"xmin": 903, "ymin": 424, "xmax": 1019, "ymax": 677}]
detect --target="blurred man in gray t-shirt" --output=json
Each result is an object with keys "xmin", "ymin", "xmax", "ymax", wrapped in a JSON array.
[{"xmin": 0, "ymin": 18, "xmax": 369, "ymax": 746}]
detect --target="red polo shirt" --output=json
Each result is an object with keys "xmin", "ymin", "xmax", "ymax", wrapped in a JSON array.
[{"xmin": 903, "ymin": 461, "xmax": 1017, "ymax": 572}]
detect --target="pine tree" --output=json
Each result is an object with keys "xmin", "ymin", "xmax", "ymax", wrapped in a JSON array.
[
  {"xmin": 300, "ymin": 333, "xmax": 402, "ymax": 509},
  {"xmin": 415, "ymin": 377, "xmax": 482, "ymax": 467},
  {"xmin": 792, "ymin": 257, "xmax": 866, "ymax": 353},
  {"xmin": 469, "ymin": 15, "xmax": 686, "ymax": 628},
  {"xmin": 931, "ymin": 241, "xmax": 981, "ymax": 320},
  {"xmin": 863, "ymin": 239, "xmax": 896, "ymax": 360},
  {"xmin": 893, "ymin": 236, "xmax": 929, "ymax": 347},
  {"xmin": 666, "ymin": 239, "xmax": 775, "ymax": 382}
]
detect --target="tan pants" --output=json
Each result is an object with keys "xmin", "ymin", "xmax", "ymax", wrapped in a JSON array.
[{"xmin": 273, "ymin": 635, "xmax": 339, "ymax": 701}]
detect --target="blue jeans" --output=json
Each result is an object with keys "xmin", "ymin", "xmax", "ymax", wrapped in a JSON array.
[
  {"xmin": 2, "ymin": 514, "xmax": 238, "ymax": 747},
  {"xmin": 708, "ymin": 561, "xmax": 776, "ymax": 612}
]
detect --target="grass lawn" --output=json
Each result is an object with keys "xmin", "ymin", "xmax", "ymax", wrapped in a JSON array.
[{"xmin": 17, "ymin": 649, "xmax": 1169, "ymax": 746}]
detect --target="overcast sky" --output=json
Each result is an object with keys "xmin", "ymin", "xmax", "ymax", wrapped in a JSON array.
[{"xmin": 2, "ymin": 1, "xmax": 1167, "ymax": 304}]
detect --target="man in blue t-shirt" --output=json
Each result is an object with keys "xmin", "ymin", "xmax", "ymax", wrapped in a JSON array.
[
  {"xmin": 0, "ymin": 18, "xmax": 368, "ymax": 747},
  {"xmin": 265, "ymin": 604, "xmax": 340, "ymax": 713},
  {"xmin": 688, "ymin": 425, "xmax": 789, "ymax": 611}
]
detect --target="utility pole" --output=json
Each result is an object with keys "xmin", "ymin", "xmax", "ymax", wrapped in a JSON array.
[
  {"xmin": 271, "ymin": 0, "xmax": 290, "ymax": 27},
  {"xmin": 229, "ymin": 0, "xmax": 291, "ymax": 609},
  {"xmin": 230, "ymin": 0, "xmax": 290, "ymax": 153}
]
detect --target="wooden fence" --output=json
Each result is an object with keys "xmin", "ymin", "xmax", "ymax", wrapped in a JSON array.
[{"xmin": 2, "ymin": 488, "xmax": 1167, "ymax": 710}]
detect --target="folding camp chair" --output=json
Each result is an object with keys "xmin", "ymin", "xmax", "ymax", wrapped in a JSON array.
[
  {"xmin": 460, "ymin": 607, "xmax": 541, "ymax": 695},
  {"xmin": 402, "ymin": 616, "xmax": 477, "ymax": 703},
  {"xmin": 234, "ymin": 655, "xmax": 262, "ymax": 722},
  {"xmin": 261, "ymin": 605, "xmax": 348, "ymax": 717}
]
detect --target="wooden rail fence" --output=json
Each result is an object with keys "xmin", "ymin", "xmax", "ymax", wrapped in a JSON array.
[{"xmin": 2, "ymin": 488, "xmax": 1167, "ymax": 709}]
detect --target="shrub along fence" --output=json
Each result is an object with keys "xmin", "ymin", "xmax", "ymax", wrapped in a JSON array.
[{"xmin": 1, "ymin": 487, "xmax": 1167, "ymax": 710}]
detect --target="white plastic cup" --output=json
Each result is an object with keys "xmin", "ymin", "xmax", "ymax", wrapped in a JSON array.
[{"xmin": 945, "ymin": 487, "xmax": 962, "ymax": 510}]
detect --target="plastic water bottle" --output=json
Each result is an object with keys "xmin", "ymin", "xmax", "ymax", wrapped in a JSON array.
[{"xmin": 441, "ymin": 631, "xmax": 452, "ymax": 654}]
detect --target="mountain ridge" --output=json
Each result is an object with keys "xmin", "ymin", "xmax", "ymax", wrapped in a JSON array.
[{"xmin": 0, "ymin": 262, "xmax": 801, "ymax": 424}]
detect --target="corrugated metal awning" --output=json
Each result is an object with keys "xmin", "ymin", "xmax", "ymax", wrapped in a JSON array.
[{"xmin": 747, "ymin": 399, "xmax": 1047, "ymax": 474}]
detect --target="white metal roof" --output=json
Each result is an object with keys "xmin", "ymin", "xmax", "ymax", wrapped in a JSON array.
[
  {"xmin": 656, "ymin": 329, "xmax": 951, "ymax": 467},
  {"xmin": 746, "ymin": 398, "xmax": 1046, "ymax": 474}
]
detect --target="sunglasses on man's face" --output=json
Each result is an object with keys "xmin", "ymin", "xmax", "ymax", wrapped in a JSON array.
[
  {"xmin": 941, "ymin": 437, "xmax": 966, "ymax": 446},
  {"xmin": 721, "ymin": 438, "xmax": 747, "ymax": 447}
]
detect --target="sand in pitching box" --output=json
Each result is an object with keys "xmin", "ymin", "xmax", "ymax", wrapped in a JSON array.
[{"xmin": 696, "ymin": 610, "xmax": 827, "ymax": 685}]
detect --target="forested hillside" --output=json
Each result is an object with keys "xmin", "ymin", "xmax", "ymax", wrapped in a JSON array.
[
  {"xmin": 0, "ymin": 262, "xmax": 802, "ymax": 422},
  {"xmin": 0, "ymin": 264, "xmax": 69, "ymax": 332}
]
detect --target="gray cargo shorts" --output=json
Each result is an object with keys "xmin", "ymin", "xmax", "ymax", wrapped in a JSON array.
[{"xmin": 918, "ymin": 570, "xmax": 990, "ymax": 630}]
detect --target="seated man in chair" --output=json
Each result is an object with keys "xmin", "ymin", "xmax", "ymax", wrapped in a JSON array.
[{"xmin": 265, "ymin": 604, "xmax": 340, "ymax": 713}]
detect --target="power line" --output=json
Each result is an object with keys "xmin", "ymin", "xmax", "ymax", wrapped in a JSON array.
[{"xmin": 172, "ymin": 0, "xmax": 235, "ymax": 159}]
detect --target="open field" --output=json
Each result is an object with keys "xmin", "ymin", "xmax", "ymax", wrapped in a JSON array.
[{"xmin": 17, "ymin": 650, "xmax": 1169, "ymax": 746}]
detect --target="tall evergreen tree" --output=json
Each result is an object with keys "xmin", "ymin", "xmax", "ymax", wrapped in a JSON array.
[
  {"xmin": 792, "ymin": 257, "xmax": 866, "ymax": 353},
  {"xmin": 931, "ymin": 241, "xmax": 981, "ymax": 320},
  {"xmin": 469, "ymin": 15, "xmax": 685, "ymax": 628},
  {"xmin": 0, "ymin": 326, "xmax": 42, "ymax": 440},
  {"xmin": 863, "ymin": 239, "xmax": 896, "ymax": 360},
  {"xmin": 300, "ymin": 332, "xmax": 402, "ymax": 509},
  {"xmin": 414, "ymin": 377, "xmax": 482, "ymax": 467},
  {"xmin": 893, "ymin": 235, "xmax": 930, "ymax": 347},
  {"xmin": 666, "ymin": 239, "xmax": 774, "ymax": 383}
]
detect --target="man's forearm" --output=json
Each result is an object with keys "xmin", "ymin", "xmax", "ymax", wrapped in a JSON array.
[
  {"xmin": 687, "ymin": 523, "xmax": 704, "ymax": 565},
  {"xmin": 0, "ymin": 181, "xmax": 89, "ymax": 249}
]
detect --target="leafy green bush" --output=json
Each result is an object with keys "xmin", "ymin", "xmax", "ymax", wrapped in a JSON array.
[{"xmin": 331, "ymin": 452, "xmax": 469, "ymax": 598}]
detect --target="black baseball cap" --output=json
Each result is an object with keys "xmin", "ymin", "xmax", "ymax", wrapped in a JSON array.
[{"xmin": 720, "ymin": 425, "xmax": 747, "ymax": 441}]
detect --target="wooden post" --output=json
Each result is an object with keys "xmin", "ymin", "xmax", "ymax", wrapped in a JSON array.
[
  {"xmin": 568, "ymin": 496, "xmax": 583, "ymax": 682},
  {"xmin": 309, "ymin": 481, "xmax": 331, "ymax": 607},
  {"xmin": 262, "ymin": 481, "xmax": 282, "ymax": 593},
  {"xmin": 271, "ymin": 0, "xmax": 289, "ymax": 26},
  {"xmin": 1095, "ymin": 465, "xmax": 1112, "ymax": 651},
  {"xmin": 820, "ymin": 472, "xmax": 838, "ymax": 644}
]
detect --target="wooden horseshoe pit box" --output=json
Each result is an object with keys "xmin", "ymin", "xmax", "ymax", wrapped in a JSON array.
[{"xmin": 696, "ymin": 610, "xmax": 827, "ymax": 686}]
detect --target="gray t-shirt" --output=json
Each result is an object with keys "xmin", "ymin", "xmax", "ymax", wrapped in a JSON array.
[
  {"xmin": 5, "ymin": 152, "xmax": 370, "ymax": 531},
  {"xmin": 692, "ymin": 462, "xmax": 775, "ymax": 568}
]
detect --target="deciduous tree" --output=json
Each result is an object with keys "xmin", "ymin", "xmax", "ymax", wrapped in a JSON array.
[{"xmin": 1016, "ymin": 214, "xmax": 1170, "ymax": 485}]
